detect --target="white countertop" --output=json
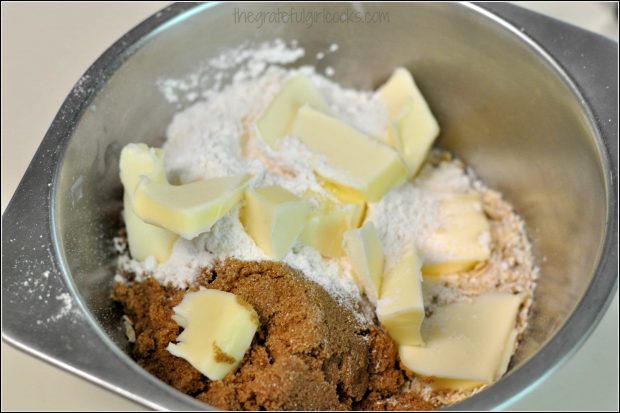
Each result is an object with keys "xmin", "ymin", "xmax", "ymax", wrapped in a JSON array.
[{"xmin": 1, "ymin": 2, "xmax": 617, "ymax": 410}]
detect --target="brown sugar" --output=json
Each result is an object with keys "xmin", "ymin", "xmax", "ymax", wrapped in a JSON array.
[{"xmin": 113, "ymin": 259, "xmax": 432, "ymax": 410}]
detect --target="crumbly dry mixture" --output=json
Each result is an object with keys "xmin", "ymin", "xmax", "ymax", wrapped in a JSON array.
[
  {"xmin": 380, "ymin": 155, "xmax": 538, "ymax": 407},
  {"xmin": 421, "ymin": 154, "xmax": 538, "ymax": 329}
]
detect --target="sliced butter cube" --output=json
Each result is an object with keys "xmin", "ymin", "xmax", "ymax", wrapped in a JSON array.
[
  {"xmin": 119, "ymin": 143, "xmax": 177, "ymax": 262},
  {"xmin": 377, "ymin": 246, "xmax": 425, "ymax": 346},
  {"xmin": 132, "ymin": 174, "xmax": 251, "ymax": 240},
  {"xmin": 299, "ymin": 202, "xmax": 365, "ymax": 258},
  {"xmin": 380, "ymin": 68, "xmax": 415, "ymax": 120},
  {"xmin": 123, "ymin": 192, "xmax": 178, "ymax": 262},
  {"xmin": 292, "ymin": 106, "xmax": 407, "ymax": 202},
  {"xmin": 167, "ymin": 289, "xmax": 259, "ymax": 381},
  {"xmin": 257, "ymin": 75, "xmax": 330, "ymax": 147},
  {"xmin": 378, "ymin": 68, "xmax": 440, "ymax": 176},
  {"xmin": 119, "ymin": 143, "xmax": 166, "ymax": 193},
  {"xmin": 343, "ymin": 222, "xmax": 384, "ymax": 305},
  {"xmin": 421, "ymin": 193, "xmax": 491, "ymax": 276},
  {"xmin": 399, "ymin": 293, "xmax": 523, "ymax": 384},
  {"xmin": 240, "ymin": 186, "xmax": 312, "ymax": 259}
]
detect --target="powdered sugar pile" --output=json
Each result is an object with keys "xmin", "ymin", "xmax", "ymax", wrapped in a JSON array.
[
  {"xmin": 118, "ymin": 41, "xmax": 391, "ymax": 316},
  {"xmin": 115, "ymin": 40, "xmax": 491, "ymax": 317}
]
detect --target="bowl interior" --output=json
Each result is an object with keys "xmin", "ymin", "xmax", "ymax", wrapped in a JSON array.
[{"xmin": 53, "ymin": 2, "xmax": 608, "ymax": 407}]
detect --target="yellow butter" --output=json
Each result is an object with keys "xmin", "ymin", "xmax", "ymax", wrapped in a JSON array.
[
  {"xmin": 257, "ymin": 75, "xmax": 330, "ymax": 148},
  {"xmin": 422, "ymin": 261, "xmax": 480, "ymax": 276},
  {"xmin": 132, "ymin": 174, "xmax": 252, "ymax": 240},
  {"xmin": 376, "ymin": 246, "xmax": 425, "ymax": 346},
  {"xmin": 343, "ymin": 222, "xmax": 384, "ymax": 305},
  {"xmin": 427, "ymin": 378, "xmax": 485, "ymax": 391},
  {"xmin": 399, "ymin": 293, "xmax": 523, "ymax": 384},
  {"xmin": 421, "ymin": 193, "xmax": 491, "ymax": 276},
  {"xmin": 299, "ymin": 202, "xmax": 365, "ymax": 258},
  {"xmin": 380, "ymin": 122, "xmax": 400, "ymax": 148},
  {"xmin": 119, "ymin": 143, "xmax": 166, "ymax": 193},
  {"xmin": 292, "ymin": 106, "xmax": 407, "ymax": 202},
  {"xmin": 167, "ymin": 289, "xmax": 259, "ymax": 381},
  {"xmin": 378, "ymin": 68, "xmax": 440, "ymax": 177},
  {"xmin": 316, "ymin": 177, "xmax": 367, "ymax": 205},
  {"xmin": 123, "ymin": 192, "xmax": 178, "ymax": 262},
  {"xmin": 119, "ymin": 143, "xmax": 178, "ymax": 262},
  {"xmin": 240, "ymin": 186, "xmax": 312, "ymax": 259}
]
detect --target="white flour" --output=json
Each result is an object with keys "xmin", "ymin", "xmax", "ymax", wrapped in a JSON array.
[
  {"xmin": 157, "ymin": 39, "xmax": 305, "ymax": 105},
  {"xmin": 116, "ymin": 40, "xmax": 487, "ymax": 316},
  {"xmin": 367, "ymin": 180, "xmax": 440, "ymax": 270},
  {"xmin": 368, "ymin": 161, "xmax": 490, "ymax": 270}
]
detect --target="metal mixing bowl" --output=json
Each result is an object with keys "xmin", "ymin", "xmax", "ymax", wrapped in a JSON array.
[{"xmin": 3, "ymin": 3, "xmax": 617, "ymax": 410}]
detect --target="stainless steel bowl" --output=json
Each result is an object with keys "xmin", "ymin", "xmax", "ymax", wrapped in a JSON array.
[{"xmin": 2, "ymin": 3, "xmax": 617, "ymax": 410}]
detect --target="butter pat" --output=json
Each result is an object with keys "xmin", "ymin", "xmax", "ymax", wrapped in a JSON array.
[
  {"xmin": 240, "ymin": 186, "xmax": 312, "ymax": 259},
  {"xmin": 343, "ymin": 222, "xmax": 384, "ymax": 305},
  {"xmin": 292, "ymin": 106, "xmax": 407, "ymax": 202},
  {"xmin": 257, "ymin": 75, "xmax": 330, "ymax": 147},
  {"xmin": 421, "ymin": 193, "xmax": 491, "ymax": 276},
  {"xmin": 299, "ymin": 202, "xmax": 365, "ymax": 258},
  {"xmin": 119, "ymin": 143, "xmax": 166, "ymax": 193},
  {"xmin": 119, "ymin": 143, "xmax": 178, "ymax": 262},
  {"xmin": 376, "ymin": 246, "xmax": 425, "ymax": 346},
  {"xmin": 167, "ymin": 289, "xmax": 259, "ymax": 381},
  {"xmin": 378, "ymin": 68, "xmax": 440, "ymax": 176},
  {"xmin": 132, "ymin": 174, "xmax": 251, "ymax": 240},
  {"xmin": 427, "ymin": 378, "xmax": 486, "ymax": 391},
  {"xmin": 399, "ymin": 293, "xmax": 523, "ymax": 385},
  {"xmin": 123, "ymin": 192, "xmax": 178, "ymax": 262}
]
